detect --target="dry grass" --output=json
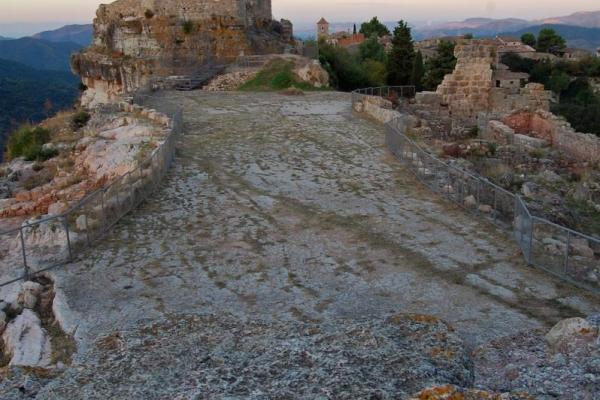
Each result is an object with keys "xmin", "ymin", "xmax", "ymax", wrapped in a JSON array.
[{"xmin": 23, "ymin": 166, "xmax": 56, "ymax": 190}]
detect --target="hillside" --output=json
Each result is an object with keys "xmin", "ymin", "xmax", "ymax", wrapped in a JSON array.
[
  {"xmin": 0, "ymin": 37, "xmax": 82, "ymax": 71},
  {"xmin": 0, "ymin": 58, "xmax": 79, "ymax": 160},
  {"xmin": 506, "ymin": 24, "xmax": 600, "ymax": 51},
  {"xmin": 537, "ymin": 10, "xmax": 600, "ymax": 28},
  {"xmin": 32, "ymin": 24, "xmax": 93, "ymax": 47},
  {"xmin": 414, "ymin": 18, "xmax": 530, "ymax": 39}
]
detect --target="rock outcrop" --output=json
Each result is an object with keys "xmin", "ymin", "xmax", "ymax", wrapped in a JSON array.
[
  {"xmin": 71, "ymin": 0, "xmax": 293, "ymax": 105},
  {"xmin": 0, "ymin": 277, "xmax": 75, "ymax": 369}
]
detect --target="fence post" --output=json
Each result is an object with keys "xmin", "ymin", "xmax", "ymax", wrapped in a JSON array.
[
  {"xmin": 101, "ymin": 189, "xmax": 107, "ymax": 233},
  {"xmin": 528, "ymin": 218, "xmax": 534, "ymax": 264},
  {"xmin": 85, "ymin": 208, "xmax": 91, "ymax": 245},
  {"xmin": 564, "ymin": 231, "xmax": 570, "ymax": 276},
  {"xmin": 493, "ymin": 189, "xmax": 497, "ymax": 223},
  {"xmin": 63, "ymin": 216, "xmax": 73, "ymax": 262},
  {"xmin": 19, "ymin": 227, "xmax": 29, "ymax": 280}
]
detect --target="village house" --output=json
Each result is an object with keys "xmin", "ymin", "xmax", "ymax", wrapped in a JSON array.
[
  {"xmin": 414, "ymin": 36, "xmax": 467, "ymax": 60},
  {"xmin": 561, "ymin": 47, "xmax": 592, "ymax": 61},
  {"xmin": 493, "ymin": 66, "xmax": 530, "ymax": 93},
  {"xmin": 316, "ymin": 18, "xmax": 366, "ymax": 49}
]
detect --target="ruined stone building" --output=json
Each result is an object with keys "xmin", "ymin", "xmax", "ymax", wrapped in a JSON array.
[
  {"xmin": 417, "ymin": 40, "xmax": 551, "ymax": 127},
  {"xmin": 72, "ymin": 0, "xmax": 293, "ymax": 105}
]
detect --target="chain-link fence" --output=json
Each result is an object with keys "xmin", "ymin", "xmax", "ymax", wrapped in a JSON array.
[
  {"xmin": 352, "ymin": 86, "xmax": 416, "ymax": 106},
  {"xmin": 0, "ymin": 95, "xmax": 183, "ymax": 287},
  {"xmin": 356, "ymin": 88, "xmax": 600, "ymax": 292}
]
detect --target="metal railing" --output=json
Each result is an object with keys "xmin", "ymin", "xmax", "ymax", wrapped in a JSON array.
[
  {"xmin": 351, "ymin": 86, "xmax": 416, "ymax": 105},
  {"xmin": 353, "ymin": 88, "xmax": 600, "ymax": 293},
  {"xmin": 0, "ymin": 94, "xmax": 183, "ymax": 287}
]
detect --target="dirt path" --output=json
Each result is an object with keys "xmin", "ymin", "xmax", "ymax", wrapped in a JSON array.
[{"xmin": 53, "ymin": 91, "xmax": 598, "ymax": 354}]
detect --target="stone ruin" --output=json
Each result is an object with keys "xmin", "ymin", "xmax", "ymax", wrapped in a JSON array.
[
  {"xmin": 415, "ymin": 40, "xmax": 552, "ymax": 135},
  {"xmin": 484, "ymin": 109, "xmax": 600, "ymax": 164},
  {"xmin": 71, "ymin": 0, "xmax": 293, "ymax": 105}
]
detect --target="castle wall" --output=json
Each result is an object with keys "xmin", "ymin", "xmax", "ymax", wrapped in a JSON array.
[{"xmin": 73, "ymin": 0, "xmax": 287, "ymax": 106}]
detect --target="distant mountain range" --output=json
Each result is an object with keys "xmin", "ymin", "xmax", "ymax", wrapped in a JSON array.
[
  {"xmin": 410, "ymin": 10, "xmax": 600, "ymax": 51},
  {"xmin": 32, "ymin": 24, "xmax": 93, "ymax": 47},
  {"xmin": 0, "ymin": 36, "xmax": 12, "ymax": 41},
  {"xmin": 0, "ymin": 37, "xmax": 83, "ymax": 71},
  {"xmin": 0, "ymin": 58, "xmax": 79, "ymax": 161}
]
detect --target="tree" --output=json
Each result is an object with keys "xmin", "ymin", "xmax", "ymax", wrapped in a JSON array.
[
  {"xmin": 411, "ymin": 51, "xmax": 425, "ymax": 91},
  {"xmin": 360, "ymin": 17, "xmax": 390, "ymax": 38},
  {"xmin": 353, "ymin": 24, "xmax": 357, "ymax": 35},
  {"xmin": 358, "ymin": 35, "xmax": 386, "ymax": 63},
  {"xmin": 318, "ymin": 39, "xmax": 370, "ymax": 90},
  {"xmin": 521, "ymin": 33, "xmax": 536, "ymax": 47},
  {"xmin": 423, "ymin": 40, "xmax": 457, "ymax": 90},
  {"xmin": 387, "ymin": 20, "xmax": 415, "ymax": 86},
  {"xmin": 536, "ymin": 28, "xmax": 566, "ymax": 54},
  {"xmin": 362, "ymin": 59, "xmax": 388, "ymax": 87},
  {"xmin": 547, "ymin": 71, "xmax": 571, "ymax": 97}
]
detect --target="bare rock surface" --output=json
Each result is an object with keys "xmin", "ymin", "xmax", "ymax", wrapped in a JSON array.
[
  {"xmin": 1, "ymin": 313, "xmax": 474, "ymax": 399},
  {"xmin": 1, "ymin": 91, "xmax": 597, "ymax": 398},
  {"xmin": 51, "ymin": 91, "xmax": 596, "ymax": 349}
]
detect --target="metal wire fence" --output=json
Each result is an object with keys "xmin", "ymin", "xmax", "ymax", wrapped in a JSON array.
[
  {"xmin": 0, "ymin": 95, "xmax": 183, "ymax": 287},
  {"xmin": 354, "ymin": 88, "xmax": 600, "ymax": 293}
]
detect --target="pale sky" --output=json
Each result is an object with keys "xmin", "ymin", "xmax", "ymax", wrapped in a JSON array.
[{"xmin": 1, "ymin": 0, "xmax": 599, "ymax": 36}]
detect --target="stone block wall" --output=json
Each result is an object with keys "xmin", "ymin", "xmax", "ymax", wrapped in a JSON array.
[
  {"xmin": 354, "ymin": 96, "xmax": 401, "ymax": 124},
  {"xmin": 499, "ymin": 110, "xmax": 600, "ymax": 163},
  {"xmin": 420, "ymin": 40, "xmax": 551, "ymax": 128},
  {"xmin": 489, "ymin": 83, "xmax": 551, "ymax": 115},
  {"xmin": 435, "ymin": 41, "xmax": 496, "ymax": 122}
]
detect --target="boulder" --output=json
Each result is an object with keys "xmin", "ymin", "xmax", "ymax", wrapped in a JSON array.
[
  {"xmin": 521, "ymin": 182, "xmax": 537, "ymax": 198},
  {"xmin": 545, "ymin": 317, "xmax": 597, "ymax": 349},
  {"xmin": 570, "ymin": 238, "xmax": 595, "ymax": 259},
  {"xmin": 543, "ymin": 237, "xmax": 567, "ymax": 256},
  {"xmin": 47, "ymin": 201, "xmax": 69, "ymax": 216},
  {"xmin": 464, "ymin": 195, "xmax": 477, "ymax": 208},
  {"xmin": 2, "ymin": 309, "xmax": 52, "ymax": 367},
  {"xmin": 293, "ymin": 60, "xmax": 329, "ymax": 88},
  {"xmin": 514, "ymin": 133, "xmax": 549, "ymax": 149},
  {"xmin": 19, "ymin": 281, "xmax": 43, "ymax": 309},
  {"xmin": 478, "ymin": 204, "xmax": 493, "ymax": 213}
]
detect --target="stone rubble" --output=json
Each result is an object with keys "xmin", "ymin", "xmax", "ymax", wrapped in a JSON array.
[{"xmin": 0, "ymin": 278, "xmax": 74, "ymax": 370}]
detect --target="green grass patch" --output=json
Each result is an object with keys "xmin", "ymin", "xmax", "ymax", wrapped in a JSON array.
[
  {"xmin": 239, "ymin": 59, "xmax": 320, "ymax": 92},
  {"xmin": 6, "ymin": 125, "xmax": 55, "ymax": 161}
]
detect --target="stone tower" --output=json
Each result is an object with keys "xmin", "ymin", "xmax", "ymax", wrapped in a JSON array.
[
  {"xmin": 72, "ymin": 0, "xmax": 290, "ymax": 105},
  {"xmin": 317, "ymin": 18, "xmax": 329, "ymax": 38}
]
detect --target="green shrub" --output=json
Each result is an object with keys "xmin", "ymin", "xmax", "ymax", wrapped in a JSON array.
[
  {"xmin": 468, "ymin": 126, "xmax": 479, "ymax": 138},
  {"xmin": 6, "ymin": 125, "xmax": 53, "ymax": 161},
  {"xmin": 72, "ymin": 110, "xmax": 91, "ymax": 129},
  {"xmin": 182, "ymin": 20, "xmax": 194, "ymax": 35},
  {"xmin": 239, "ymin": 59, "xmax": 315, "ymax": 91}
]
